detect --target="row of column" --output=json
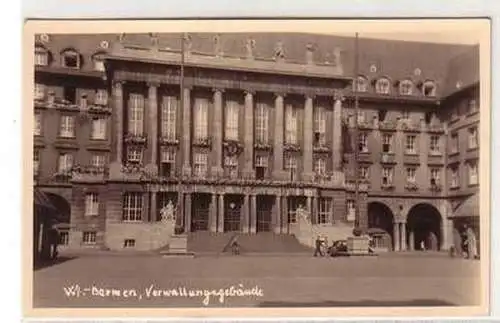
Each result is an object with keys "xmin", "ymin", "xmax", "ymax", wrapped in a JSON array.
[
  {"xmin": 393, "ymin": 221, "xmax": 424, "ymax": 251},
  {"xmin": 113, "ymin": 81, "xmax": 344, "ymax": 177}
]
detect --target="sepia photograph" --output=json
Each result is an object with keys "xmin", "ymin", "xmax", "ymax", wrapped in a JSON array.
[{"xmin": 24, "ymin": 19, "xmax": 490, "ymax": 318}]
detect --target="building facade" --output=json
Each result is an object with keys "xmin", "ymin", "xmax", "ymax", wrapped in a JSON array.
[{"xmin": 32, "ymin": 33, "xmax": 480, "ymax": 253}]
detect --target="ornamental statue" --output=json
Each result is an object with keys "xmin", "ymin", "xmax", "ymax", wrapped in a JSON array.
[
  {"xmin": 213, "ymin": 34, "xmax": 223, "ymax": 57},
  {"xmin": 246, "ymin": 37, "xmax": 256, "ymax": 59},
  {"xmin": 274, "ymin": 41, "xmax": 285, "ymax": 61},
  {"xmin": 332, "ymin": 47, "xmax": 342, "ymax": 67},
  {"xmin": 306, "ymin": 43, "xmax": 315, "ymax": 65},
  {"xmin": 183, "ymin": 33, "xmax": 192, "ymax": 54},
  {"xmin": 160, "ymin": 200, "xmax": 176, "ymax": 222}
]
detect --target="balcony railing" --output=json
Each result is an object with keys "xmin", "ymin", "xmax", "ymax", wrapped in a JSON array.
[
  {"xmin": 378, "ymin": 121, "xmax": 397, "ymax": 131},
  {"xmin": 159, "ymin": 136, "xmax": 179, "ymax": 146},
  {"xmin": 404, "ymin": 182, "xmax": 419, "ymax": 191},
  {"xmin": 401, "ymin": 122, "xmax": 421, "ymax": 132},
  {"xmin": 193, "ymin": 136, "xmax": 212, "ymax": 147},
  {"xmin": 283, "ymin": 142, "xmax": 301, "ymax": 152},
  {"xmin": 254, "ymin": 141, "xmax": 272, "ymax": 150},
  {"xmin": 381, "ymin": 182, "xmax": 395, "ymax": 190},
  {"xmin": 427, "ymin": 125, "xmax": 445, "ymax": 134},
  {"xmin": 313, "ymin": 144, "xmax": 330, "ymax": 153},
  {"xmin": 87, "ymin": 104, "xmax": 112, "ymax": 114},
  {"xmin": 52, "ymin": 170, "xmax": 72, "ymax": 183},
  {"xmin": 429, "ymin": 183, "xmax": 442, "ymax": 192},
  {"xmin": 71, "ymin": 165, "xmax": 106, "ymax": 182},
  {"xmin": 124, "ymin": 133, "xmax": 147, "ymax": 145},
  {"xmin": 380, "ymin": 152, "xmax": 396, "ymax": 164}
]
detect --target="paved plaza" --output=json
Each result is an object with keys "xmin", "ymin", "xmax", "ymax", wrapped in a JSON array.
[{"xmin": 32, "ymin": 253, "xmax": 481, "ymax": 308}]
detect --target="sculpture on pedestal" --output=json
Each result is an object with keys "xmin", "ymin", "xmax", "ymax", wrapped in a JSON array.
[
  {"xmin": 246, "ymin": 38, "xmax": 256, "ymax": 59},
  {"xmin": 160, "ymin": 200, "xmax": 176, "ymax": 223},
  {"xmin": 274, "ymin": 41, "xmax": 285, "ymax": 61}
]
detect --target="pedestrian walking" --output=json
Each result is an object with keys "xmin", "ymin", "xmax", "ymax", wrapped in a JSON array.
[{"xmin": 313, "ymin": 235, "xmax": 324, "ymax": 257}]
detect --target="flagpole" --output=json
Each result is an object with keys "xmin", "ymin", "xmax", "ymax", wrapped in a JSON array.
[{"xmin": 353, "ymin": 32, "xmax": 360, "ymax": 228}]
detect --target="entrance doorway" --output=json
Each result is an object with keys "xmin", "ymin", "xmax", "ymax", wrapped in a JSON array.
[
  {"xmin": 367, "ymin": 202, "xmax": 394, "ymax": 251},
  {"xmin": 257, "ymin": 195, "xmax": 273, "ymax": 232},
  {"xmin": 224, "ymin": 195, "xmax": 243, "ymax": 232},
  {"xmin": 407, "ymin": 203, "xmax": 442, "ymax": 251},
  {"xmin": 191, "ymin": 193, "xmax": 210, "ymax": 231}
]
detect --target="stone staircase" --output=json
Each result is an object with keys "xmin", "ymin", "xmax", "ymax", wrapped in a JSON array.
[{"xmin": 187, "ymin": 231, "xmax": 312, "ymax": 255}]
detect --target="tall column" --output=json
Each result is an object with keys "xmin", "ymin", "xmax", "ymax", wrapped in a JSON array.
[
  {"xmin": 250, "ymin": 194, "xmax": 257, "ymax": 234},
  {"xmin": 307, "ymin": 196, "xmax": 313, "ymax": 224},
  {"xmin": 242, "ymin": 194, "xmax": 250, "ymax": 233},
  {"xmin": 209, "ymin": 193, "xmax": 217, "ymax": 233},
  {"xmin": 400, "ymin": 222, "xmax": 407, "ymax": 251},
  {"xmin": 243, "ymin": 90, "xmax": 255, "ymax": 178},
  {"xmin": 409, "ymin": 230, "xmax": 415, "ymax": 251},
  {"xmin": 181, "ymin": 87, "xmax": 192, "ymax": 177},
  {"xmin": 282, "ymin": 196, "xmax": 289, "ymax": 233},
  {"xmin": 332, "ymin": 96, "xmax": 343, "ymax": 170},
  {"xmin": 303, "ymin": 94, "xmax": 314, "ymax": 181},
  {"xmin": 148, "ymin": 82, "xmax": 159, "ymax": 172},
  {"xmin": 393, "ymin": 222, "xmax": 401, "ymax": 251},
  {"xmin": 184, "ymin": 193, "xmax": 192, "ymax": 233},
  {"xmin": 150, "ymin": 191, "xmax": 157, "ymax": 222},
  {"xmin": 272, "ymin": 93, "xmax": 285, "ymax": 179},
  {"xmin": 177, "ymin": 191, "xmax": 184, "ymax": 229},
  {"xmin": 312, "ymin": 196, "xmax": 318, "ymax": 225},
  {"xmin": 274, "ymin": 195, "xmax": 282, "ymax": 234},
  {"xmin": 217, "ymin": 194, "xmax": 225, "ymax": 233},
  {"xmin": 113, "ymin": 81, "xmax": 124, "ymax": 164},
  {"xmin": 212, "ymin": 88, "xmax": 224, "ymax": 177}
]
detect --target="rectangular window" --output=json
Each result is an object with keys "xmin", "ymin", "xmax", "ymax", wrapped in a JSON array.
[
  {"xmin": 193, "ymin": 153, "xmax": 208, "ymax": 177},
  {"xmin": 451, "ymin": 133, "xmax": 459, "ymax": 154},
  {"xmin": 451, "ymin": 166, "xmax": 460, "ymax": 188},
  {"xmin": 123, "ymin": 239, "xmax": 136, "ymax": 248},
  {"xmin": 91, "ymin": 154, "xmax": 106, "ymax": 167},
  {"xmin": 34, "ymin": 113, "xmax": 42, "ymax": 136},
  {"xmin": 314, "ymin": 158, "xmax": 326, "ymax": 175},
  {"xmin": 84, "ymin": 193, "xmax": 99, "ymax": 216},
  {"xmin": 34, "ymin": 83, "xmax": 45, "ymax": 100},
  {"xmin": 360, "ymin": 166, "xmax": 369, "ymax": 179},
  {"xmin": 430, "ymin": 135, "xmax": 441, "ymax": 154},
  {"xmin": 430, "ymin": 168, "xmax": 441, "ymax": 186},
  {"xmin": 405, "ymin": 135, "xmax": 416, "ymax": 154},
  {"xmin": 285, "ymin": 104, "xmax": 298, "ymax": 144},
  {"xmin": 58, "ymin": 153, "xmax": 73, "ymax": 173},
  {"xmin": 314, "ymin": 106, "xmax": 326, "ymax": 145},
  {"xmin": 127, "ymin": 146, "xmax": 142, "ymax": 163},
  {"xmin": 255, "ymin": 155, "xmax": 268, "ymax": 179},
  {"xmin": 63, "ymin": 86, "xmax": 76, "ymax": 104},
  {"xmin": 401, "ymin": 110, "xmax": 410, "ymax": 121},
  {"xmin": 194, "ymin": 98, "xmax": 208, "ymax": 140},
  {"xmin": 35, "ymin": 51, "xmax": 48, "ymax": 66},
  {"xmin": 318, "ymin": 198, "xmax": 332, "ymax": 224},
  {"xmin": 161, "ymin": 96, "xmax": 177, "ymax": 140},
  {"xmin": 255, "ymin": 103, "xmax": 269, "ymax": 144},
  {"xmin": 284, "ymin": 154, "xmax": 298, "ymax": 180},
  {"xmin": 82, "ymin": 232, "xmax": 96, "ymax": 245},
  {"xmin": 58, "ymin": 231, "xmax": 69, "ymax": 245},
  {"xmin": 224, "ymin": 155, "xmax": 238, "ymax": 178},
  {"xmin": 33, "ymin": 150, "xmax": 40, "ymax": 176},
  {"xmin": 160, "ymin": 148, "xmax": 175, "ymax": 177},
  {"xmin": 346, "ymin": 200, "xmax": 356, "ymax": 222},
  {"xmin": 95, "ymin": 89, "xmax": 108, "ymax": 105},
  {"xmin": 406, "ymin": 167, "xmax": 416, "ymax": 183},
  {"xmin": 382, "ymin": 133, "xmax": 392, "ymax": 153},
  {"xmin": 128, "ymin": 93, "xmax": 144, "ymax": 136},
  {"xmin": 359, "ymin": 132, "xmax": 368, "ymax": 153},
  {"xmin": 59, "ymin": 115, "xmax": 75, "ymax": 138},
  {"xmin": 357, "ymin": 110, "xmax": 366, "ymax": 124},
  {"xmin": 468, "ymin": 162, "xmax": 478, "ymax": 185},
  {"xmin": 382, "ymin": 167, "xmax": 394, "ymax": 185},
  {"xmin": 468, "ymin": 127, "xmax": 478, "ymax": 149},
  {"xmin": 91, "ymin": 118, "xmax": 107, "ymax": 140},
  {"xmin": 122, "ymin": 193, "xmax": 143, "ymax": 222},
  {"xmin": 225, "ymin": 101, "xmax": 239, "ymax": 141}
]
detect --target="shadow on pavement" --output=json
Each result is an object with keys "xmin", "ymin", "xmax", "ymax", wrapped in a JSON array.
[
  {"xmin": 259, "ymin": 299, "xmax": 456, "ymax": 307},
  {"xmin": 34, "ymin": 256, "xmax": 77, "ymax": 271}
]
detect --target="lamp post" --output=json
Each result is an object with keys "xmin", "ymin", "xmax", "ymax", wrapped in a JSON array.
[{"xmin": 353, "ymin": 32, "xmax": 360, "ymax": 229}]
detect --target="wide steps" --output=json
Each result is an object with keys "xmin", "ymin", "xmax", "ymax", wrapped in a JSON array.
[{"xmin": 187, "ymin": 232, "xmax": 312, "ymax": 254}]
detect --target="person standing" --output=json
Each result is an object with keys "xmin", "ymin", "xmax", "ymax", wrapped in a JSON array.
[{"xmin": 313, "ymin": 235, "xmax": 324, "ymax": 257}]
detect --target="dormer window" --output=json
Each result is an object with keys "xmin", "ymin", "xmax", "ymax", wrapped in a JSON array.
[
  {"xmin": 34, "ymin": 45, "xmax": 49, "ymax": 66},
  {"xmin": 399, "ymin": 80, "xmax": 413, "ymax": 96},
  {"xmin": 92, "ymin": 52, "xmax": 107, "ymax": 72},
  {"xmin": 356, "ymin": 76, "xmax": 368, "ymax": 93},
  {"xmin": 375, "ymin": 78, "xmax": 391, "ymax": 95},
  {"xmin": 422, "ymin": 81, "xmax": 436, "ymax": 97},
  {"xmin": 61, "ymin": 49, "xmax": 80, "ymax": 69}
]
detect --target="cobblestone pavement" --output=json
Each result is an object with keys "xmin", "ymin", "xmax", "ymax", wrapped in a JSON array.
[{"xmin": 32, "ymin": 254, "xmax": 481, "ymax": 308}]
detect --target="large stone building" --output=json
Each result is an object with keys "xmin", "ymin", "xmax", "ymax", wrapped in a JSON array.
[{"xmin": 32, "ymin": 32, "xmax": 480, "ymax": 253}]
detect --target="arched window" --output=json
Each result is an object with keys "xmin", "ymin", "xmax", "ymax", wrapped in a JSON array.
[
  {"xmin": 34, "ymin": 45, "xmax": 49, "ymax": 66},
  {"xmin": 61, "ymin": 48, "xmax": 81, "ymax": 69},
  {"xmin": 92, "ymin": 51, "xmax": 107, "ymax": 72},
  {"xmin": 399, "ymin": 80, "xmax": 413, "ymax": 96},
  {"xmin": 422, "ymin": 80, "xmax": 437, "ymax": 97},
  {"xmin": 375, "ymin": 77, "xmax": 391, "ymax": 95},
  {"xmin": 356, "ymin": 76, "xmax": 368, "ymax": 93}
]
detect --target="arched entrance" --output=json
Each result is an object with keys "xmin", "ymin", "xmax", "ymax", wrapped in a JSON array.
[
  {"xmin": 407, "ymin": 203, "xmax": 442, "ymax": 251},
  {"xmin": 45, "ymin": 193, "xmax": 71, "ymax": 224},
  {"xmin": 367, "ymin": 202, "xmax": 394, "ymax": 251}
]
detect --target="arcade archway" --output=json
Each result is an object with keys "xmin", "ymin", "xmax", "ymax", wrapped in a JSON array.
[
  {"xmin": 407, "ymin": 203, "xmax": 442, "ymax": 251},
  {"xmin": 367, "ymin": 202, "xmax": 395, "ymax": 251}
]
